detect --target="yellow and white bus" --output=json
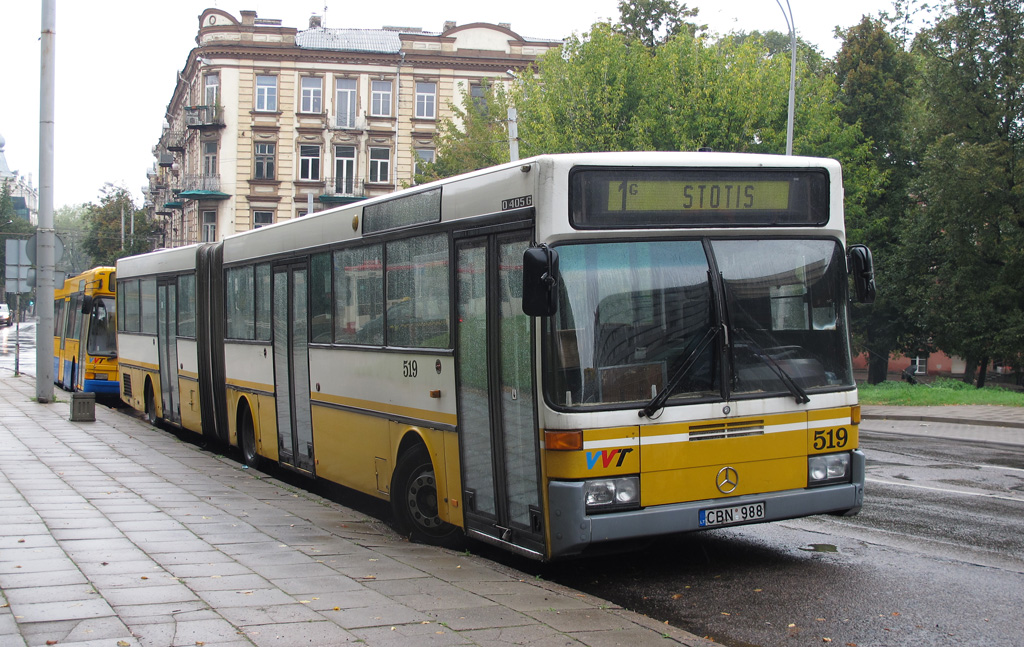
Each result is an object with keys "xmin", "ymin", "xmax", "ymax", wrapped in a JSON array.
[
  {"xmin": 54, "ymin": 266, "xmax": 120, "ymax": 396},
  {"xmin": 117, "ymin": 152, "xmax": 874, "ymax": 560}
]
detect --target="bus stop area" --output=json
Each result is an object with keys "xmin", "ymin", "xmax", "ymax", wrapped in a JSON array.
[{"xmin": 0, "ymin": 374, "xmax": 711, "ymax": 647}]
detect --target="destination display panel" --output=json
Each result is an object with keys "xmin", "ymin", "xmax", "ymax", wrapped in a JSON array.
[{"xmin": 570, "ymin": 167, "xmax": 830, "ymax": 228}]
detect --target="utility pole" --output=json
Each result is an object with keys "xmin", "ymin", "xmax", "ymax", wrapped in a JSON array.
[{"xmin": 36, "ymin": 0, "xmax": 56, "ymax": 403}]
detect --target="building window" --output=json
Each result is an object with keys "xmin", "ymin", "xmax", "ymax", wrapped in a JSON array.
[
  {"xmin": 204, "ymin": 73, "xmax": 219, "ymax": 106},
  {"xmin": 254, "ymin": 143, "xmax": 275, "ymax": 180},
  {"xmin": 203, "ymin": 142, "xmax": 218, "ymax": 176},
  {"xmin": 253, "ymin": 211, "xmax": 274, "ymax": 228},
  {"xmin": 299, "ymin": 145, "xmax": 321, "ymax": 181},
  {"xmin": 369, "ymin": 147, "xmax": 390, "ymax": 184},
  {"xmin": 202, "ymin": 211, "xmax": 216, "ymax": 242},
  {"xmin": 301, "ymin": 77, "xmax": 323, "ymax": 114},
  {"xmin": 256, "ymin": 75, "xmax": 277, "ymax": 112},
  {"xmin": 470, "ymin": 83, "xmax": 487, "ymax": 110},
  {"xmin": 370, "ymin": 80, "xmax": 392, "ymax": 117},
  {"xmin": 910, "ymin": 356, "xmax": 928, "ymax": 375},
  {"xmin": 335, "ymin": 145, "xmax": 356, "ymax": 194},
  {"xmin": 414, "ymin": 148, "xmax": 435, "ymax": 179},
  {"xmin": 415, "ymin": 82, "xmax": 436, "ymax": 119},
  {"xmin": 336, "ymin": 78, "xmax": 357, "ymax": 127}
]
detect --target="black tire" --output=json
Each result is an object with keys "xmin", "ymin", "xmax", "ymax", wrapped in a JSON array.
[
  {"xmin": 144, "ymin": 382, "xmax": 157, "ymax": 425},
  {"xmin": 238, "ymin": 404, "xmax": 263, "ymax": 469},
  {"xmin": 391, "ymin": 444, "xmax": 461, "ymax": 546}
]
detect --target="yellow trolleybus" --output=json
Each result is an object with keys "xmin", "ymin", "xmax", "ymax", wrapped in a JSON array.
[
  {"xmin": 117, "ymin": 152, "xmax": 875, "ymax": 560},
  {"xmin": 54, "ymin": 266, "xmax": 120, "ymax": 395}
]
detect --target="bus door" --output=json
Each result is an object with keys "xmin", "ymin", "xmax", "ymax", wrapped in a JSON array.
[
  {"xmin": 157, "ymin": 280, "xmax": 181, "ymax": 425},
  {"xmin": 455, "ymin": 228, "xmax": 544, "ymax": 555},
  {"xmin": 272, "ymin": 262, "xmax": 316, "ymax": 476}
]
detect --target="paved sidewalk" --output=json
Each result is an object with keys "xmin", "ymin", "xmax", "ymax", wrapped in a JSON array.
[
  {"xmin": 862, "ymin": 404, "xmax": 1024, "ymax": 429},
  {"xmin": 0, "ymin": 374, "xmax": 708, "ymax": 647},
  {"xmin": 861, "ymin": 405, "xmax": 1024, "ymax": 446}
]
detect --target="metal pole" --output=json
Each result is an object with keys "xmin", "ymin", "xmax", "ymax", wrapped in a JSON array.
[
  {"xmin": 14, "ymin": 292, "xmax": 20, "ymax": 377},
  {"xmin": 36, "ymin": 0, "xmax": 56, "ymax": 403},
  {"xmin": 775, "ymin": 0, "xmax": 796, "ymax": 155}
]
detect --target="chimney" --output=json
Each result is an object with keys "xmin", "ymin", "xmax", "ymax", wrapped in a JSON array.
[
  {"xmin": 241, "ymin": 10, "xmax": 257, "ymax": 26},
  {"xmin": 443, "ymin": 20, "xmax": 456, "ymax": 32},
  {"xmin": 309, "ymin": 14, "xmax": 322, "ymax": 28}
]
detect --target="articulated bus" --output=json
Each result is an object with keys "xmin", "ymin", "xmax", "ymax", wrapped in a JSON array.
[
  {"xmin": 117, "ymin": 152, "xmax": 875, "ymax": 560},
  {"xmin": 54, "ymin": 267, "xmax": 120, "ymax": 395}
]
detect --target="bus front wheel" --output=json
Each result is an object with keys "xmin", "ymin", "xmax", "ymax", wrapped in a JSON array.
[{"xmin": 391, "ymin": 444, "xmax": 461, "ymax": 547}]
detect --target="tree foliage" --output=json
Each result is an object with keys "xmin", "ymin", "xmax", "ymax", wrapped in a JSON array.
[
  {"xmin": 615, "ymin": 0, "xmax": 705, "ymax": 46},
  {"xmin": 82, "ymin": 187, "xmax": 159, "ymax": 266},
  {"xmin": 416, "ymin": 81, "xmax": 512, "ymax": 182},
  {"xmin": 909, "ymin": 0, "xmax": 1024, "ymax": 382},
  {"xmin": 834, "ymin": 17, "xmax": 921, "ymax": 383}
]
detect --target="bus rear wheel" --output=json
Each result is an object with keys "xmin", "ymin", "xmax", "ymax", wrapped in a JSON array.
[
  {"xmin": 144, "ymin": 382, "xmax": 157, "ymax": 425},
  {"xmin": 239, "ymin": 404, "xmax": 263, "ymax": 469},
  {"xmin": 391, "ymin": 444, "xmax": 461, "ymax": 547}
]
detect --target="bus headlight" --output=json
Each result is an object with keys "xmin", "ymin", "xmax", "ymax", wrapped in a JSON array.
[
  {"xmin": 584, "ymin": 476, "xmax": 640, "ymax": 513},
  {"xmin": 808, "ymin": 452, "xmax": 851, "ymax": 486}
]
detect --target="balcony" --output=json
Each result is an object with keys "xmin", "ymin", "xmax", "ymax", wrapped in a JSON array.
[
  {"xmin": 320, "ymin": 177, "xmax": 366, "ymax": 205},
  {"xmin": 179, "ymin": 175, "xmax": 230, "ymax": 200},
  {"xmin": 164, "ymin": 126, "xmax": 186, "ymax": 151},
  {"xmin": 184, "ymin": 105, "xmax": 225, "ymax": 130}
]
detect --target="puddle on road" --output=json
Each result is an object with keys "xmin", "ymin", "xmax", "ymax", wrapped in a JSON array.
[{"xmin": 799, "ymin": 543, "xmax": 838, "ymax": 553}]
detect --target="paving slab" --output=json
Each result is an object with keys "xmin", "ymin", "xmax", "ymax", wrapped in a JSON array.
[{"xmin": 0, "ymin": 374, "xmax": 712, "ymax": 647}]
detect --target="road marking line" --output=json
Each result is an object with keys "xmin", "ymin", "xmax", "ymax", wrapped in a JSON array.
[{"xmin": 866, "ymin": 477, "xmax": 1024, "ymax": 503}]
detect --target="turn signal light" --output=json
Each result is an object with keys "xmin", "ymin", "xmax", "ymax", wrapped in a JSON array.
[{"xmin": 545, "ymin": 430, "xmax": 583, "ymax": 451}]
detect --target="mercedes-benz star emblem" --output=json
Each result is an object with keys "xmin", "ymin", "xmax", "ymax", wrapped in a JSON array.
[{"xmin": 716, "ymin": 466, "xmax": 739, "ymax": 494}]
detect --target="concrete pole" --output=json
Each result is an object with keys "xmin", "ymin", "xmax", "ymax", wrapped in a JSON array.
[
  {"xmin": 36, "ymin": 0, "xmax": 56, "ymax": 403},
  {"xmin": 507, "ymin": 108, "xmax": 519, "ymax": 162}
]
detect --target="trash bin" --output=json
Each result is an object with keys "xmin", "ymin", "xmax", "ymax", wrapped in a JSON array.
[{"xmin": 70, "ymin": 391, "xmax": 96, "ymax": 422}]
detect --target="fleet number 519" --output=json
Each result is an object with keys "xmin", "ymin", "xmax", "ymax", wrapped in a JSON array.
[{"xmin": 813, "ymin": 427, "xmax": 849, "ymax": 450}]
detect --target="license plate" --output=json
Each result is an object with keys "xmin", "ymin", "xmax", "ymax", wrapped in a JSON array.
[{"xmin": 699, "ymin": 502, "xmax": 765, "ymax": 527}]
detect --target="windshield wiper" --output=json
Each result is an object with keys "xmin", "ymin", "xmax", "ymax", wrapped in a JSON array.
[
  {"xmin": 733, "ymin": 328, "xmax": 810, "ymax": 405},
  {"xmin": 639, "ymin": 324, "xmax": 722, "ymax": 419}
]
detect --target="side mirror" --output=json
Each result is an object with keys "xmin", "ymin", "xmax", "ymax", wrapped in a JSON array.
[
  {"xmin": 847, "ymin": 244, "xmax": 876, "ymax": 304},
  {"xmin": 522, "ymin": 244, "xmax": 559, "ymax": 317},
  {"xmin": 81, "ymin": 294, "xmax": 94, "ymax": 315}
]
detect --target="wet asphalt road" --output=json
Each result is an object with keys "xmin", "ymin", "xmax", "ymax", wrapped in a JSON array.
[{"xmin": 528, "ymin": 427, "xmax": 1024, "ymax": 647}]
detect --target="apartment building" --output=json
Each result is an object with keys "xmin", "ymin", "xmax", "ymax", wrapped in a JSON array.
[{"xmin": 145, "ymin": 8, "xmax": 559, "ymax": 247}]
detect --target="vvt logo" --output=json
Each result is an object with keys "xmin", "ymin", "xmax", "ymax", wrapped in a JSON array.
[{"xmin": 586, "ymin": 448, "xmax": 634, "ymax": 469}]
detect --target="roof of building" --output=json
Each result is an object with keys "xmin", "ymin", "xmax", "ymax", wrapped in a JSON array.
[
  {"xmin": 296, "ymin": 28, "xmax": 403, "ymax": 53},
  {"xmin": 0, "ymin": 134, "xmax": 12, "ymax": 179}
]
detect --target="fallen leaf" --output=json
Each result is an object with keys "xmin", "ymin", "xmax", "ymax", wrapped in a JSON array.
[
  {"xmin": 721, "ymin": 612, "xmax": 731, "ymax": 616},
  {"xmin": 46, "ymin": 641, "xmax": 58, "ymax": 646},
  {"xmin": 118, "ymin": 642, "xmax": 130, "ymax": 647},
  {"xmin": 823, "ymin": 639, "xmax": 832, "ymax": 643}
]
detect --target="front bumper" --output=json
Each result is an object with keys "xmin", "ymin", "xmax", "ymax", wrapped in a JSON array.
[{"xmin": 548, "ymin": 449, "xmax": 865, "ymax": 559}]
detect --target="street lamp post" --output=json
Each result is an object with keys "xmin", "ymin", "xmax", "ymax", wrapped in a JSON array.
[{"xmin": 776, "ymin": 0, "xmax": 796, "ymax": 155}]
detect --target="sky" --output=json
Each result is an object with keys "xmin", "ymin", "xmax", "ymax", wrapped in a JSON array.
[{"xmin": 0, "ymin": 0, "xmax": 899, "ymax": 210}]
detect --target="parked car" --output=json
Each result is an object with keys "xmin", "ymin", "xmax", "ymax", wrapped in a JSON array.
[{"xmin": 0, "ymin": 304, "xmax": 10, "ymax": 326}]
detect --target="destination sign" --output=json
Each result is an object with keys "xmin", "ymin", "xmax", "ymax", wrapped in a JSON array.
[
  {"xmin": 570, "ymin": 167, "xmax": 829, "ymax": 228},
  {"xmin": 607, "ymin": 180, "xmax": 791, "ymax": 212}
]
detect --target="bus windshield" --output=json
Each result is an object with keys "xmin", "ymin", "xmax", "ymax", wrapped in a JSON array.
[
  {"xmin": 87, "ymin": 296, "xmax": 118, "ymax": 357},
  {"xmin": 544, "ymin": 239, "xmax": 853, "ymax": 409}
]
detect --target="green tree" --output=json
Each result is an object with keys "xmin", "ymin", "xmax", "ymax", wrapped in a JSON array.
[
  {"xmin": 834, "ymin": 16, "xmax": 921, "ymax": 383},
  {"xmin": 54, "ymin": 203, "xmax": 93, "ymax": 275},
  {"xmin": 912, "ymin": 0, "xmax": 1024, "ymax": 386},
  {"xmin": 83, "ymin": 187, "xmax": 159, "ymax": 266},
  {"xmin": 615, "ymin": 0, "xmax": 705, "ymax": 46},
  {"xmin": 419, "ymin": 81, "xmax": 512, "ymax": 182}
]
